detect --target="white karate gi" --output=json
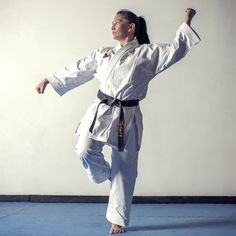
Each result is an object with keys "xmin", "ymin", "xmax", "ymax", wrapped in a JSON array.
[{"xmin": 46, "ymin": 22, "xmax": 201, "ymax": 226}]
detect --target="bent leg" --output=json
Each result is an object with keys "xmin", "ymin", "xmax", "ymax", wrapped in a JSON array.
[
  {"xmin": 75, "ymin": 134, "xmax": 111, "ymax": 184},
  {"xmin": 106, "ymin": 148, "xmax": 139, "ymax": 227}
]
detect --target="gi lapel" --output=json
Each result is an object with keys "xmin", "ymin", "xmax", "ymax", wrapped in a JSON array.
[{"xmin": 102, "ymin": 38, "xmax": 139, "ymax": 82}]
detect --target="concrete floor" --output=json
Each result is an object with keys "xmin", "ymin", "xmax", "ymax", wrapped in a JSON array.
[{"xmin": 0, "ymin": 202, "xmax": 235, "ymax": 235}]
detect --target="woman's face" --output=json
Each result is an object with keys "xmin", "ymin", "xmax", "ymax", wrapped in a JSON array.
[{"xmin": 111, "ymin": 14, "xmax": 134, "ymax": 40}]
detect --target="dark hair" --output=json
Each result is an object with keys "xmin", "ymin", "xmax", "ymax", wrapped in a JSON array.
[{"xmin": 116, "ymin": 9, "xmax": 150, "ymax": 44}]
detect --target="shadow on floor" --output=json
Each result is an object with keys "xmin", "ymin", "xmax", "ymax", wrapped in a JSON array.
[{"xmin": 125, "ymin": 218, "xmax": 236, "ymax": 232}]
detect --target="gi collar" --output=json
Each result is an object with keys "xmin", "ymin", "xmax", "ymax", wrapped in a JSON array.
[{"xmin": 114, "ymin": 37, "xmax": 139, "ymax": 53}]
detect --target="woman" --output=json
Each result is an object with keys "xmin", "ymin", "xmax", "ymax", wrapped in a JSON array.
[{"xmin": 36, "ymin": 8, "xmax": 201, "ymax": 234}]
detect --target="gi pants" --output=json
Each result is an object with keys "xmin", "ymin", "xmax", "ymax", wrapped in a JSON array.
[{"xmin": 74, "ymin": 130, "xmax": 139, "ymax": 227}]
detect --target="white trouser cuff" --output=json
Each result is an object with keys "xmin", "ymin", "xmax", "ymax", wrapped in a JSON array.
[{"xmin": 106, "ymin": 208, "xmax": 129, "ymax": 227}]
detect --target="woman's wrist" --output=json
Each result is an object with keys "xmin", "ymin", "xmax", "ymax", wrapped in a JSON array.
[
  {"xmin": 185, "ymin": 18, "xmax": 191, "ymax": 26},
  {"xmin": 44, "ymin": 78, "xmax": 49, "ymax": 84}
]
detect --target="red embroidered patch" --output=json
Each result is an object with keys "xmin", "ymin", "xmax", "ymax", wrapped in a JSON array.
[{"xmin": 103, "ymin": 52, "xmax": 110, "ymax": 58}]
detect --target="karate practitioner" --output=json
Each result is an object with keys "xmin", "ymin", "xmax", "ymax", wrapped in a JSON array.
[{"xmin": 36, "ymin": 8, "xmax": 201, "ymax": 234}]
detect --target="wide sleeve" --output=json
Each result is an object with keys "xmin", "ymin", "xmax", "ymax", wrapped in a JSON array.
[
  {"xmin": 46, "ymin": 48, "xmax": 99, "ymax": 96},
  {"xmin": 150, "ymin": 22, "xmax": 201, "ymax": 77}
]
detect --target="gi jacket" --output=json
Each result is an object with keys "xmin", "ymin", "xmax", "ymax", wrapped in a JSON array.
[{"xmin": 47, "ymin": 22, "xmax": 201, "ymax": 152}]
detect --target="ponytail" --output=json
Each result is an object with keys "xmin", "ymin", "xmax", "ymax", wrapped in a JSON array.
[
  {"xmin": 116, "ymin": 9, "xmax": 150, "ymax": 44},
  {"xmin": 136, "ymin": 16, "xmax": 150, "ymax": 44}
]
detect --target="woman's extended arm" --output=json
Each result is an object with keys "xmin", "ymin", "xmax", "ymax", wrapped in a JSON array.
[
  {"xmin": 149, "ymin": 8, "xmax": 201, "ymax": 78},
  {"xmin": 35, "ymin": 48, "xmax": 100, "ymax": 96}
]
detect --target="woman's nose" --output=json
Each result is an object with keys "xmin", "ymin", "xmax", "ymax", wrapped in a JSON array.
[{"xmin": 111, "ymin": 21, "xmax": 116, "ymax": 30}]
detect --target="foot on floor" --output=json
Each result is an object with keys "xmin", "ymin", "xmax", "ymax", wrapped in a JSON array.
[{"xmin": 109, "ymin": 223, "xmax": 125, "ymax": 234}]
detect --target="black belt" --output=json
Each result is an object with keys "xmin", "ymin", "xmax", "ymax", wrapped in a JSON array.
[{"xmin": 89, "ymin": 89, "xmax": 139, "ymax": 152}]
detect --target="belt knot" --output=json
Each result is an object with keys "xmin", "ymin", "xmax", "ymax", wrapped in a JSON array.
[{"xmin": 89, "ymin": 90, "xmax": 139, "ymax": 152}]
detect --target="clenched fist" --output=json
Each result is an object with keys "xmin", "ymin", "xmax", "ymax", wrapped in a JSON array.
[
  {"xmin": 184, "ymin": 8, "xmax": 196, "ymax": 26},
  {"xmin": 35, "ymin": 78, "xmax": 49, "ymax": 94}
]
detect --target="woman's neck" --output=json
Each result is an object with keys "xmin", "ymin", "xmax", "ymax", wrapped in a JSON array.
[{"xmin": 118, "ymin": 36, "xmax": 135, "ymax": 47}]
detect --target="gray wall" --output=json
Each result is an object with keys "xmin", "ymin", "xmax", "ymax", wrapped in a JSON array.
[{"xmin": 0, "ymin": 0, "xmax": 235, "ymax": 196}]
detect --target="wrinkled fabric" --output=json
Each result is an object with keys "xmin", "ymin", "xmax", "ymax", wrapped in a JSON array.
[
  {"xmin": 74, "ymin": 128, "xmax": 139, "ymax": 227},
  {"xmin": 47, "ymin": 22, "xmax": 201, "ymax": 152}
]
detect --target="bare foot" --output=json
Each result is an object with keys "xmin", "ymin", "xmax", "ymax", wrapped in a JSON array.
[{"xmin": 109, "ymin": 223, "xmax": 125, "ymax": 234}]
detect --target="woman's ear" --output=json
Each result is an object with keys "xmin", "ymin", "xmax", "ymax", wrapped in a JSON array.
[{"xmin": 128, "ymin": 23, "xmax": 135, "ymax": 33}]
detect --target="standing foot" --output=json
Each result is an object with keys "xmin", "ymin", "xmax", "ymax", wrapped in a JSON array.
[{"xmin": 109, "ymin": 224, "xmax": 125, "ymax": 234}]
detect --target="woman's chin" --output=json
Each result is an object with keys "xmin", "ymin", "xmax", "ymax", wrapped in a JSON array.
[{"xmin": 112, "ymin": 35, "xmax": 120, "ymax": 40}]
